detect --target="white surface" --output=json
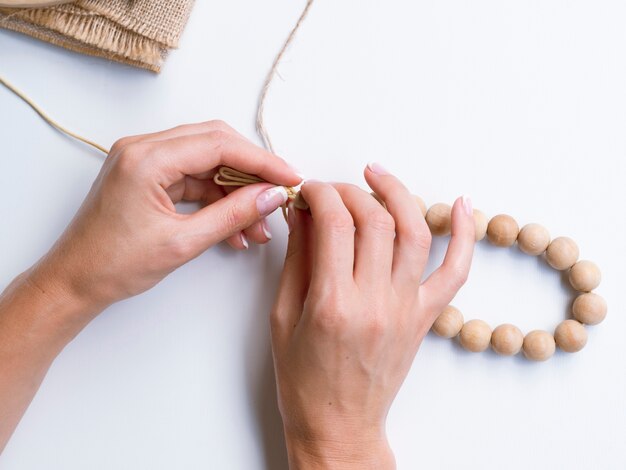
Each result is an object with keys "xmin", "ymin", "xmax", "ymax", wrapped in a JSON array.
[{"xmin": 1, "ymin": 1, "xmax": 625, "ymax": 469}]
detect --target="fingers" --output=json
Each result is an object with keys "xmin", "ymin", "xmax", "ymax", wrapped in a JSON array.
[
  {"xmin": 420, "ymin": 196, "xmax": 475, "ymax": 320},
  {"xmin": 363, "ymin": 163, "xmax": 432, "ymax": 288},
  {"xmin": 300, "ymin": 182, "xmax": 355, "ymax": 292},
  {"xmin": 179, "ymin": 183, "xmax": 289, "ymax": 257},
  {"xmin": 271, "ymin": 203, "xmax": 314, "ymax": 345},
  {"xmin": 111, "ymin": 128, "xmax": 301, "ymax": 190},
  {"xmin": 140, "ymin": 132, "xmax": 301, "ymax": 188},
  {"xmin": 333, "ymin": 183, "xmax": 395, "ymax": 286},
  {"xmin": 109, "ymin": 120, "xmax": 248, "ymax": 156}
]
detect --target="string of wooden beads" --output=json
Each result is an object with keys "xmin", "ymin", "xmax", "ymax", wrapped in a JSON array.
[{"xmin": 427, "ymin": 203, "xmax": 607, "ymax": 361}]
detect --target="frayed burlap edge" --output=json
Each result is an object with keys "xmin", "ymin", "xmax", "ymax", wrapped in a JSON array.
[
  {"xmin": 0, "ymin": 7, "xmax": 167, "ymax": 71},
  {"xmin": 1, "ymin": 18, "xmax": 165, "ymax": 73},
  {"xmin": 78, "ymin": 0, "xmax": 192, "ymax": 48}
]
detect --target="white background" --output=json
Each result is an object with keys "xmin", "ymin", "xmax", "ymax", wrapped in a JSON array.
[{"xmin": 1, "ymin": 1, "xmax": 625, "ymax": 469}]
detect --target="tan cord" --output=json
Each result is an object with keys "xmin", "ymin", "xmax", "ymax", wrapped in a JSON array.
[
  {"xmin": 213, "ymin": 166, "xmax": 308, "ymax": 212},
  {"xmin": 256, "ymin": 0, "xmax": 315, "ymax": 154},
  {"xmin": 0, "ymin": 74, "xmax": 109, "ymax": 155}
]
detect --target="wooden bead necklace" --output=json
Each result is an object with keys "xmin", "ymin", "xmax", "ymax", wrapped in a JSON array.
[{"xmin": 427, "ymin": 203, "xmax": 607, "ymax": 361}]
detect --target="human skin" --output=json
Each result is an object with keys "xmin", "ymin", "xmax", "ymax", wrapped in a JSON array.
[
  {"xmin": 271, "ymin": 163, "xmax": 475, "ymax": 469},
  {"xmin": 0, "ymin": 120, "xmax": 301, "ymax": 452}
]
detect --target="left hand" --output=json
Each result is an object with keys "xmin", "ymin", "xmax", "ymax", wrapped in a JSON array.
[{"xmin": 28, "ymin": 120, "xmax": 301, "ymax": 320}]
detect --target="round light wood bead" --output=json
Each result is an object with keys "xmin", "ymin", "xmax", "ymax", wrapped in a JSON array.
[
  {"xmin": 426, "ymin": 203, "xmax": 452, "ymax": 236},
  {"xmin": 432, "ymin": 305, "xmax": 464, "ymax": 338},
  {"xmin": 569, "ymin": 260, "xmax": 601, "ymax": 292},
  {"xmin": 459, "ymin": 320, "xmax": 492, "ymax": 352},
  {"xmin": 518, "ymin": 223, "xmax": 551, "ymax": 256},
  {"xmin": 487, "ymin": 214, "xmax": 519, "ymax": 247},
  {"xmin": 572, "ymin": 292, "xmax": 607, "ymax": 325},
  {"xmin": 414, "ymin": 195, "xmax": 427, "ymax": 217},
  {"xmin": 546, "ymin": 237, "xmax": 579, "ymax": 270},
  {"xmin": 491, "ymin": 324, "xmax": 524, "ymax": 356},
  {"xmin": 522, "ymin": 330, "xmax": 556, "ymax": 361},
  {"xmin": 554, "ymin": 320, "xmax": 587, "ymax": 353},
  {"xmin": 473, "ymin": 209, "xmax": 488, "ymax": 242}
]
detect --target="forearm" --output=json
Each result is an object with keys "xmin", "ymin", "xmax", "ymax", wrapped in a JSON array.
[{"xmin": 0, "ymin": 269, "xmax": 95, "ymax": 453}]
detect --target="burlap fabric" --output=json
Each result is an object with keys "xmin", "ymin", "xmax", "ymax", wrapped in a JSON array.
[{"xmin": 0, "ymin": 0, "xmax": 195, "ymax": 72}]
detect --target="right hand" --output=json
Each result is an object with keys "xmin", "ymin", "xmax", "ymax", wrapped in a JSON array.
[{"xmin": 270, "ymin": 163, "xmax": 475, "ymax": 468}]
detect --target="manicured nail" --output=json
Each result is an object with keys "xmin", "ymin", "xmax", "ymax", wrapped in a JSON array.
[
  {"xmin": 262, "ymin": 219, "xmax": 273, "ymax": 240},
  {"xmin": 240, "ymin": 232, "xmax": 249, "ymax": 249},
  {"xmin": 462, "ymin": 195, "xmax": 473, "ymax": 216},
  {"xmin": 257, "ymin": 186, "xmax": 289, "ymax": 217},
  {"xmin": 287, "ymin": 201, "xmax": 296, "ymax": 233},
  {"xmin": 367, "ymin": 162, "xmax": 390, "ymax": 175}
]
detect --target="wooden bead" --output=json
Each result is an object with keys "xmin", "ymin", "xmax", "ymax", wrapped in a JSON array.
[
  {"xmin": 459, "ymin": 320, "xmax": 492, "ymax": 352},
  {"xmin": 569, "ymin": 260, "xmax": 601, "ymax": 292},
  {"xmin": 487, "ymin": 214, "xmax": 519, "ymax": 247},
  {"xmin": 473, "ymin": 209, "xmax": 488, "ymax": 242},
  {"xmin": 546, "ymin": 237, "xmax": 579, "ymax": 270},
  {"xmin": 491, "ymin": 324, "xmax": 524, "ymax": 356},
  {"xmin": 432, "ymin": 305, "xmax": 464, "ymax": 338},
  {"xmin": 522, "ymin": 330, "xmax": 556, "ymax": 361},
  {"xmin": 554, "ymin": 320, "xmax": 587, "ymax": 353},
  {"xmin": 414, "ymin": 195, "xmax": 427, "ymax": 217},
  {"xmin": 517, "ymin": 223, "xmax": 551, "ymax": 256},
  {"xmin": 572, "ymin": 292, "xmax": 607, "ymax": 325},
  {"xmin": 426, "ymin": 203, "xmax": 452, "ymax": 236}
]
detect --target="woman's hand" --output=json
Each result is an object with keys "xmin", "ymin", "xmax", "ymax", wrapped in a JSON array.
[
  {"xmin": 0, "ymin": 120, "xmax": 300, "ymax": 452},
  {"xmin": 270, "ymin": 163, "xmax": 475, "ymax": 469},
  {"xmin": 29, "ymin": 120, "xmax": 301, "ymax": 321}
]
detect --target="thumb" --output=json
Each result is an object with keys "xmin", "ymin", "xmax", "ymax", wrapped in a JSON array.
[{"xmin": 182, "ymin": 183, "xmax": 289, "ymax": 255}]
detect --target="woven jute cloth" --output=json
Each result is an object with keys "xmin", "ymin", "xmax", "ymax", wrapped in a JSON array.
[{"xmin": 0, "ymin": 0, "xmax": 195, "ymax": 72}]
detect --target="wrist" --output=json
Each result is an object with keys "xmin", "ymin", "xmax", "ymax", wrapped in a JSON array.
[
  {"xmin": 14, "ymin": 264, "xmax": 102, "ymax": 348},
  {"xmin": 284, "ymin": 428, "xmax": 395, "ymax": 470}
]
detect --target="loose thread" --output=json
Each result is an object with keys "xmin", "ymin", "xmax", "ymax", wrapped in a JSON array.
[
  {"xmin": 256, "ymin": 0, "xmax": 315, "ymax": 155},
  {"xmin": 0, "ymin": 74, "xmax": 109, "ymax": 155}
]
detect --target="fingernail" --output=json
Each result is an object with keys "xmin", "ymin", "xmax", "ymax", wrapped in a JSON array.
[
  {"xmin": 257, "ymin": 186, "xmax": 289, "ymax": 217},
  {"xmin": 367, "ymin": 162, "xmax": 390, "ymax": 175},
  {"xmin": 262, "ymin": 219, "xmax": 273, "ymax": 240},
  {"xmin": 287, "ymin": 201, "xmax": 296, "ymax": 233},
  {"xmin": 462, "ymin": 195, "xmax": 473, "ymax": 216},
  {"xmin": 240, "ymin": 232, "xmax": 249, "ymax": 249}
]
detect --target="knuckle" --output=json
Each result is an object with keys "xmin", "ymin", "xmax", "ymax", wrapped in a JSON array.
[
  {"xmin": 113, "ymin": 143, "xmax": 151, "ymax": 175},
  {"xmin": 363, "ymin": 313, "xmax": 388, "ymax": 338},
  {"xmin": 269, "ymin": 309, "xmax": 284, "ymax": 333},
  {"xmin": 408, "ymin": 227, "xmax": 432, "ymax": 251},
  {"xmin": 206, "ymin": 129, "xmax": 231, "ymax": 148},
  {"xmin": 207, "ymin": 119, "xmax": 232, "ymax": 132},
  {"xmin": 222, "ymin": 203, "xmax": 247, "ymax": 231},
  {"xmin": 166, "ymin": 231, "xmax": 193, "ymax": 260},
  {"xmin": 367, "ymin": 210, "xmax": 396, "ymax": 234},
  {"xmin": 310, "ymin": 292, "xmax": 349, "ymax": 333},
  {"xmin": 109, "ymin": 136, "xmax": 134, "ymax": 156},
  {"xmin": 448, "ymin": 264, "xmax": 469, "ymax": 289},
  {"xmin": 323, "ymin": 210, "xmax": 354, "ymax": 233}
]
